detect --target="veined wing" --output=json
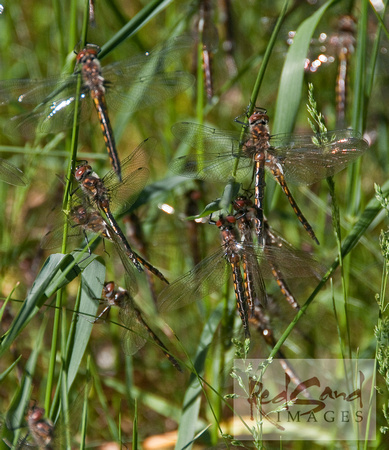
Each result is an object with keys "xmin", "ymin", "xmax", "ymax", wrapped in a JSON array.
[
  {"xmin": 99, "ymin": 35, "xmax": 195, "ymax": 112},
  {"xmin": 102, "ymin": 139, "xmax": 155, "ymax": 212},
  {"xmin": 170, "ymin": 122, "xmax": 253, "ymax": 181},
  {"xmin": 118, "ymin": 301, "xmax": 148, "ymax": 356},
  {"xmin": 40, "ymin": 211, "xmax": 86, "ymax": 250},
  {"xmin": 158, "ymin": 247, "xmax": 229, "ymax": 313},
  {"xmin": 259, "ymin": 243, "xmax": 324, "ymax": 280},
  {"xmin": 0, "ymin": 159, "xmax": 28, "ymax": 186},
  {"xmin": 103, "ymin": 71, "xmax": 194, "ymax": 113},
  {"xmin": 6, "ymin": 84, "xmax": 91, "ymax": 138},
  {"xmin": 268, "ymin": 129, "xmax": 368, "ymax": 185},
  {"xmin": 102, "ymin": 35, "xmax": 194, "ymax": 80},
  {"xmin": 0, "ymin": 75, "xmax": 73, "ymax": 106}
]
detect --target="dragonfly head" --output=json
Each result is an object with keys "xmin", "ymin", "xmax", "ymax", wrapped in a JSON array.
[
  {"xmin": 76, "ymin": 44, "xmax": 101, "ymax": 64},
  {"xmin": 74, "ymin": 163, "xmax": 92, "ymax": 182},
  {"xmin": 103, "ymin": 281, "xmax": 115, "ymax": 300},
  {"xmin": 248, "ymin": 111, "xmax": 269, "ymax": 128},
  {"xmin": 27, "ymin": 403, "xmax": 46, "ymax": 423},
  {"xmin": 233, "ymin": 196, "xmax": 253, "ymax": 211},
  {"xmin": 70, "ymin": 204, "xmax": 89, "ymax": 224},
  {"xmin": 215, "ymin": 214, "xmax": 236, "ymax": 230}
]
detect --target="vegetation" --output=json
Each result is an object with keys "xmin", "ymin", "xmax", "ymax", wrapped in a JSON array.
[{"xmin": 0, "ymin": 0, "xmax": 388, "ymax": 448}]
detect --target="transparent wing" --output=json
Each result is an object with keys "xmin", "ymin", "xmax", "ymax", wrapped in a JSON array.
[
  {"xmin": 260, "ymin": 242, "xmax": 325, "ymax": 279},
  {"xmin": 102, "ymin": 137, "xmax": 157, "ymax": 192},
  {"xmin": 268, "ymin": 129, "xmax": 368, "ymax": 185},
  {"xmin": 158, "ymin": 247, "xmax": 229, "ymax": 312},
  {"xmin": 170, "ymin": 122, "xmax": 253, "ymax": 181},
  {"xmin": 119, "ymin": 301, "xmax": 147, "ymax": 356},
  {"xmin": 103, "ymin": 71, "xmax": 194, "ymax": 113},
  {"xmin": 0, "ymin": 159, "xmax": 28, "ymax": 186}
]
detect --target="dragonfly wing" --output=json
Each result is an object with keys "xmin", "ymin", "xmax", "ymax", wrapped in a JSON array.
[
  {"xmin": 102, "ymin": 35, "xmax": 194, "ymax": 80},
  {"xmin": 103, "ymin": 138, "xmax": 153, "ymax": 185},
  {"xmin": 172, "ymin": 122, "xmax": 241, "ymax": 148},
  {"xmin": 0, "ymin": 76, "xmax": 65, "ymax": 105},
  {"xmin": 110, "ymin": 167, "xmax": 150, "ymax": 212},
  {"xmin": 104, "ymin": 72, "xmax": 194, "ymax": 112},
  {"xmin": 0, "ymin": 159, "xmax": 27, "ymax": 186},
  {"xmin": 169, "ymin": 152, "xmax": 253, "ymax": 181},
  {"xmin": 111, "ymin": 237, "xmax": 138, "ymax": 296},
  {"xmin": 40, "ymin": 219, "xmax": 85, "ymax": 250},
  {"xmin": 269, "ymin": 129, "xmax": 368, "ymax": 185},
  {"xmin": 158, "ymin": 248, "xmax": 229, "ymax": 312},
  {"xmin": 7, "ymin": 88, "xmax": 91, "ymax": 138},
  {"xmin": 261, "ymin": 243, "xmax": 325, "ymax": 279},
  {"xmin": 119, "ymin": 303, "xmax": 147, "ymax": 355}
]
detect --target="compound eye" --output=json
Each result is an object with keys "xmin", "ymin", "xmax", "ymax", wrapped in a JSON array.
[{"xmin": 103, "ymin": 282, "xmax": 115, "ymax": 298}]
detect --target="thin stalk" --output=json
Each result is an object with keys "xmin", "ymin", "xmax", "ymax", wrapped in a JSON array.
[
  {"xmin": 267, "ymin": 178, "xmax": 389, "ymax": 360},
  {"xmin": 231, "ymin": 0, "xmax": 289, "ymax": 179},
  {"xmin": 196, "ymin": 40, "xmax": 205, "ymax": 124},
  {"xmin": 347, "ymin": 0, "xmax": 368, "ymax": 214},
  {"xmin": 328, "ymin": 176, "xmax": 351, "ymax": 359},
  {"xmin": 61, "ymin": 305, "xmax": 71, "ymax": 450},
  {"xmin": 99, "ymin": 0, "xmax": 173, "ymax": 59},
  {"xmin": 45, "ymin": 0, "xmax": 90, "ymax": 415}
]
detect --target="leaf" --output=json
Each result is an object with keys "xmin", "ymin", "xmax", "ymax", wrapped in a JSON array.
[
  {"xmin": 273, "ymin": 0, "xmax": 336, "ymax": 134},
  {"xmin": 0, "ymin": 254, "xmax": 74, "ymax": 357},
  {"xmin": 66, "ymin": 258, "xmax": 105, "ymax": 390},
  {"xmin": 175, "ymin": 303, "xmax": 224, "ymax": 450}
]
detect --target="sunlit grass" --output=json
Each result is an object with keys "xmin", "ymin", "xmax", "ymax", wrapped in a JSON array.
[{"xmin": 0, "ymin": 0, "xmax": 387, "ymax": 448}]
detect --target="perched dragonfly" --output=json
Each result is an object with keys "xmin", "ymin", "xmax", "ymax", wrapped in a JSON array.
[
  {"xmin": 21, "ymin": 403, "xmax": 55, "ymax": 449},
  {"xmin": 41, "ymin": 199, "xmax": 169, "ymax": 284},
  {"xmin": 232, "ymin": 196, "xmax": 321, "ymax": 310},
  {"xmin": 303, "ymin": 15, "xmax": 356, "ymax": 126},
  {"xmin": 0, "ymin": 158, "xmax": 28, "ymax": 186},
  {"xmin": 99, "ymin": 281, "xmax": 181, "ymax": 371},
  {"xmin": 170, "ymin": 109, "xmax": 368, "ymax": 244},
  {"xmin": 196, "ymin": 0, "xmax": 219, "ymax": 102},
  {"xmin": 159, "ymin": 213, "xmax": 321, "ymax": 338},
  {"xmin": 0, "ymin": 36, "xmax": 194, "ymax": 180},
  {"xmin": 72, "ymin": 138, "xmax": 168, "ymax": 282},
  {"xmin": 4, "ymin": 402, "xmax": 58, "ymax": 449}
]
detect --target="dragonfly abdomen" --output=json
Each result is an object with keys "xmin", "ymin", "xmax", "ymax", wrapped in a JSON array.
[
  {"xmin": 92, "ymin": 95, "xmax": 121, "ymax": 181},
  {"xmin": 229, "ymin": 255, "xmax": 250, "ymax": 339}
]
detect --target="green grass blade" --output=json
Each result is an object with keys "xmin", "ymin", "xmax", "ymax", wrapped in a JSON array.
[
  {"xmin": 0, "ymin": 356, "xmax": 21, "ymax": 382},
  {"xmin": 66, "ymin": 258, "xmax": 105, "ymax": 389},
  {"xmin": 273, "ymin": 0, "xmax": 336, "ymax": 134},
  {"xmin": 99, "ymin": 0, "xmax": 174, "ymax": 59},
  {"xmin": 175, "ymin": 303, "xmax": 224, "ymax": 450},
  {"xmin": 268, "ymin": 178, "xmax": 389, "ymax": 360},
  {"xmin": 0, "ymin": 254, "xmax": 75, "ymax": 357},
  {"xmin": 2, "ymin": 317, "xmax": 47, "ymax": 448}
]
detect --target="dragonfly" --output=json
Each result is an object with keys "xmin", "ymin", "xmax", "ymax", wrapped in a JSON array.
[
  {"xmin": 169, "ymin": 109, "xmax": 369, "ymax": 245},
  {"xmin": 20, "ymin": 403, "xmax": 55, "ymax": 449},
  {"xmin": 0, "ymin": 36, "xmax": 194, "ymax": 180},
  {"xmin": 196, "ymin": 0, "xmax": 219, "ymax": 102},
  {"xmin": 41, "ymin": 198, "xmax": 169, "ymax": 285},
  {"xmin": 159, "ymin": 212, "xmax": 322, "ymax": 338},
  {"xmin": 98, "ymin": 281, "xmax": 182, "ymax": 371},
  {"xmin": 303, "ymin": 15, "xmax": 356, "ymax": 126},
  {"xmin": 0, "ymin": 159, "xmax": 28, "ymax": 186},
  {"xmin": 232, "ymin": 196, "xmax": 321, "ymax": 310},
  {"xmin": 72, "ymin": 137, "xmax": 168, "ymax": 282}
]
